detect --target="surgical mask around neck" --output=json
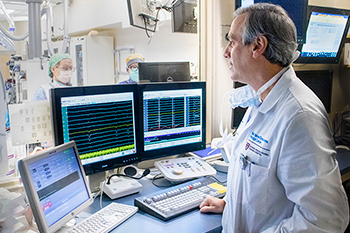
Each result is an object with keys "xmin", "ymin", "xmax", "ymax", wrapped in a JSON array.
[
  {"xmin": 228, "ymin": 50, "xmax": 300, "ymax": 109},
  {"xmin": 129, "ymin": 68, "xmax": 139, "ymax": 82},
  {"xmin": 56, "ymin": 70, "xmax": 72, "ymax": 84},
  {"xmin": 218, "ymin": 50, "xmax": 300, "ymax": 143},
  {"xmin": 229, "ymin": 65, "xmax": 290, "ymax": 109}
]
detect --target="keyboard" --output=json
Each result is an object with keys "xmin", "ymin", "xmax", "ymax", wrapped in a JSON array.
[
  {"xmin": 134, "ymin": 176, "xmax": 226, "ymax": 221},
  {"xmin": 66, "ymin": 202, "xmax": 138, "ymax": 233}
]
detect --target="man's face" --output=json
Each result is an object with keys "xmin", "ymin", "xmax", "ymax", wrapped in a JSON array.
[{"xmin": 223, "ymin": 15, "xmax": 253, "ymax": 84}]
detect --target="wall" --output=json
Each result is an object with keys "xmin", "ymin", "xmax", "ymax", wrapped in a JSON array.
[
  {"xmin": 45, "ymin": 0, "xmax": 198, "ymax": 83},
  {"xmin": 105, "ymin": 21, "xmax": 198, "ymax": 82},
  {"xmin": 200, "ymin": 0, "xmax": 236, "ymax": 140}
]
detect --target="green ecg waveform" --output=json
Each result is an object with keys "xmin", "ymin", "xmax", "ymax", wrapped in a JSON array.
[
  {"xmin": 70, "ymin": 123, "xmax": 133, "ymax": 136},
  {"xmin": 80, "ymin": 144, "xmax": 135, "ymax": 160}
]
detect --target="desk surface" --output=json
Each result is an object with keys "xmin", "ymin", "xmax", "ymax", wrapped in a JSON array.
[
  {"xmin": 74, "ymin": 152, "xmax": 350, "ymax": 233},
  {"xmin": 79, "ymin": 172, "xmax": 227, "ymax": 233}
]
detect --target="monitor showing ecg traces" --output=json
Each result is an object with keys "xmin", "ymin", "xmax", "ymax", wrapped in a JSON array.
[
  {"xmin": 138, "ymin": 82, "xmax": 206, "ymax": 160},
  {"xmin": 50, "ymin": 85, "xmax": 140, "ymax": 175},
  {"xmin": 18, "ymin": 141, "xmax": 93, "ymax": 233}
]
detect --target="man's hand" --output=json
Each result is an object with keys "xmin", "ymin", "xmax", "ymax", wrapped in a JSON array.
[{"xmin": 199, "ymin": 196, "xmax": 226, "ymax": 214}]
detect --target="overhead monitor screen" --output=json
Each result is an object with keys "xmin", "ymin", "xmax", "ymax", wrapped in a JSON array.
[
  {"xmin": 295, "ymin": 6, "xmax": 350, "ymax": 63},
  {"xmin": 301, "ymin": 12, "xmax": 348, "ymax": 58}
]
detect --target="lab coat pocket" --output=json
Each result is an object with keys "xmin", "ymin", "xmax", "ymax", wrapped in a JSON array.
[{"xmin": 242, "ymin": 163, "xmax": 268, "ymax": 214}]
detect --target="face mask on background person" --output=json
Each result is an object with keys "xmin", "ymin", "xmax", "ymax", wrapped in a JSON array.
[
  {"xmin": 129, "ymin": 68, "xmax": 139, "ymax": 82},
  {"xmin": 56, "ymin": 70, "xmax": 72, "ymax": 84}
]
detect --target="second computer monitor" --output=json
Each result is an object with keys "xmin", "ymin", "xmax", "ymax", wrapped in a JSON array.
[
  {"xmin": 137, "ymin": 82, "xmax": 206, "ymax": 160},
  {"xmin": 50, "ymin": 84, "xmax": 140, "ymax": 175},
  {"xmin": 139, "ymin": 62, "xmax": 190, "ymax": 83}
]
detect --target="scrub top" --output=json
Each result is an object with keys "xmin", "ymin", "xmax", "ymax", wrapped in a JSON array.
[
  {"xmin": 32, "ymin": 83, "xmax": 53, "ymax": 100},
  {"xmin": 118, "ymin": 78, "xmax": 137, "ymax": 84},
  {"xmin": 222, "ymin": 67, "xmax": 349, "ymax": 233}
]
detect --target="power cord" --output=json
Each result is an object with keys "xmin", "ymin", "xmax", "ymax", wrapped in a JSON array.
[{"xmin": 106, "ymin": 168, "xmax": 151, "ymax": 185}]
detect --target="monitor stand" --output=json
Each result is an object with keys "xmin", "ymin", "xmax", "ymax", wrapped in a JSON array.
[{"xmin": 137, "ymin": 155, "xmax": 178, "ymax": 169}]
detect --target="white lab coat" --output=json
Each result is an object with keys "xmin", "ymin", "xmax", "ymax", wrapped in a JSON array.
[{"xmin": 222, "ymin": 67, "xmax": 349, "ymax": 233}]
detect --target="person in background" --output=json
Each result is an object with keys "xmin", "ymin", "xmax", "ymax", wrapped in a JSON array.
[
  {"xmin": 119, "ymin": 53, "xmax": 145, "ymax": 84},
  {"xmin": 32, "ymin": 53, "xmax": 74, "ymax": 100},
  {"xmin": 199, "ymin": 3, "xmax": 349, "ymax": 232}
]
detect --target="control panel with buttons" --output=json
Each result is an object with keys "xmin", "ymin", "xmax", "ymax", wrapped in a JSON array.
[{"xmin": 155, "ymin": 157, "xmax": 217, "ymax": 182}]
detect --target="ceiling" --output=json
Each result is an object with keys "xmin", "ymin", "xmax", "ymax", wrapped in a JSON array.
[
  {"xmin": 0, "ymin": 0, "xmax": 65, "ymax": 22},
  {"xmin": 1, "ymin": 0, "xmax": 28, "ymax": 22}
]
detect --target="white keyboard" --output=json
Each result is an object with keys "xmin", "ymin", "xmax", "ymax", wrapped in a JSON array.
[{"xmin": 66, "ymin": 202, "xmax": 138, "ymax": 233}]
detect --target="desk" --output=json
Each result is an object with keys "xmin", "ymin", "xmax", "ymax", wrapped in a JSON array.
[{"xmin": 80, "ymin": 172, "xmax": 227, "ymax": 233}]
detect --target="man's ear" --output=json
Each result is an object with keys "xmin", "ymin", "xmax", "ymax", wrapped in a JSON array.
[{"xmin": 251, "ymin": 35, "xmax": 268, "ymax": 59}]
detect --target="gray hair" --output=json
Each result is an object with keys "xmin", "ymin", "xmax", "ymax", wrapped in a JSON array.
[{"xmin": 233, "ymin": 3, "xmax": 298, "ymax": 67}]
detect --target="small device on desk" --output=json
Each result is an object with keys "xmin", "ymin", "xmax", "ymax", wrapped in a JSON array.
[
  {"xmin": 134, "ymin": 176, "xmax": 226, "ymax": 221},
  {"xmin": 155, "ymin": 157, "xmax": 217, "ymax": 182},
  {"xmin": 101, "ymin": 177, "xmax": 143, "ymax": 199}
]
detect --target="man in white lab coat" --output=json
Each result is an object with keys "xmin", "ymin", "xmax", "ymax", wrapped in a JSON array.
[{"xmin": 199, "ymin": 3, "xmax": 349, "ymax": 232}]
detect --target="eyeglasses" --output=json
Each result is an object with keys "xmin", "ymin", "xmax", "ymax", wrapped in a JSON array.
[
  {"xmin": 56, "ymin": 66, "xmax": 76, "ymax": 72},
  {"xmin": 128, "ymin": 64, "xmax": 138, "ymax": 70}
]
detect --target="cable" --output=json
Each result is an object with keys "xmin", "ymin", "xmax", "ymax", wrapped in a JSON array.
[
  {"xmin": 106, "ymin": 168, "xmax": 151, "ymax": 184},
  {"xmin": 151, "ymin": 173, "xmax": 174, "ymax": 187}
]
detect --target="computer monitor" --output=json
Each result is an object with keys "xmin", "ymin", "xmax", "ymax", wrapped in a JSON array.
[
  {"xmin": 295, "ymin": 6, "xmax": 350, "ymax": 64},
  {"xmin": 18, "ymin": 141, "xmax": 93, "ymax": 233},
  {"xmin": 138, "ymin": 62, "xmax": 191, "ymax": 83},
  {"xmin": 50, "ymin": 84, "xmax": 140, "ymax": 175},
  {"xmin": 295, "ymin": 70, "xmax": 333, "ymax": 113},
  {"xmin": 138, "ymin": 82, "xmax": 206, "ymax": 161},
  {"xmin": 235, "ymin": 0, "xmax": 308, "ymax": 44}
]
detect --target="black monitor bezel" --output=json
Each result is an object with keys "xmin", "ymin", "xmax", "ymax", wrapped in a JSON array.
[
  {"xmin": 295, "ymin": 70, "xmax": 333, "ymax": 113},
  {"xmin": 50, "ymin": 84, "xmax": 141, "ymax": 175},
  {"xmin": 137, "ymin": 82, "xmax": 206, "ymax": 161},
  {"xmin": 235, "ymin": 0, "xmax": 308, "ymax": 44},
  {"xmin": 138, "ymin": 61, "xmax": 191, "ymax": 83},
  {"xmin": 295, "ymin": 6, "xmax": 350, "ymax": 64}
]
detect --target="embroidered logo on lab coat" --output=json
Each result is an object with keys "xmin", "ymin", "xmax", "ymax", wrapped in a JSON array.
[
  {"xmin": 250, "ymin": 131, "xmax": 268, "ymax": 144},
  {"xmin": 245, "ymin": 142, "xmax": 250, "ymax": 150},
  {"xmin": 244, "ymin": 132, "xmax": 270, "ymax": 167}
]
